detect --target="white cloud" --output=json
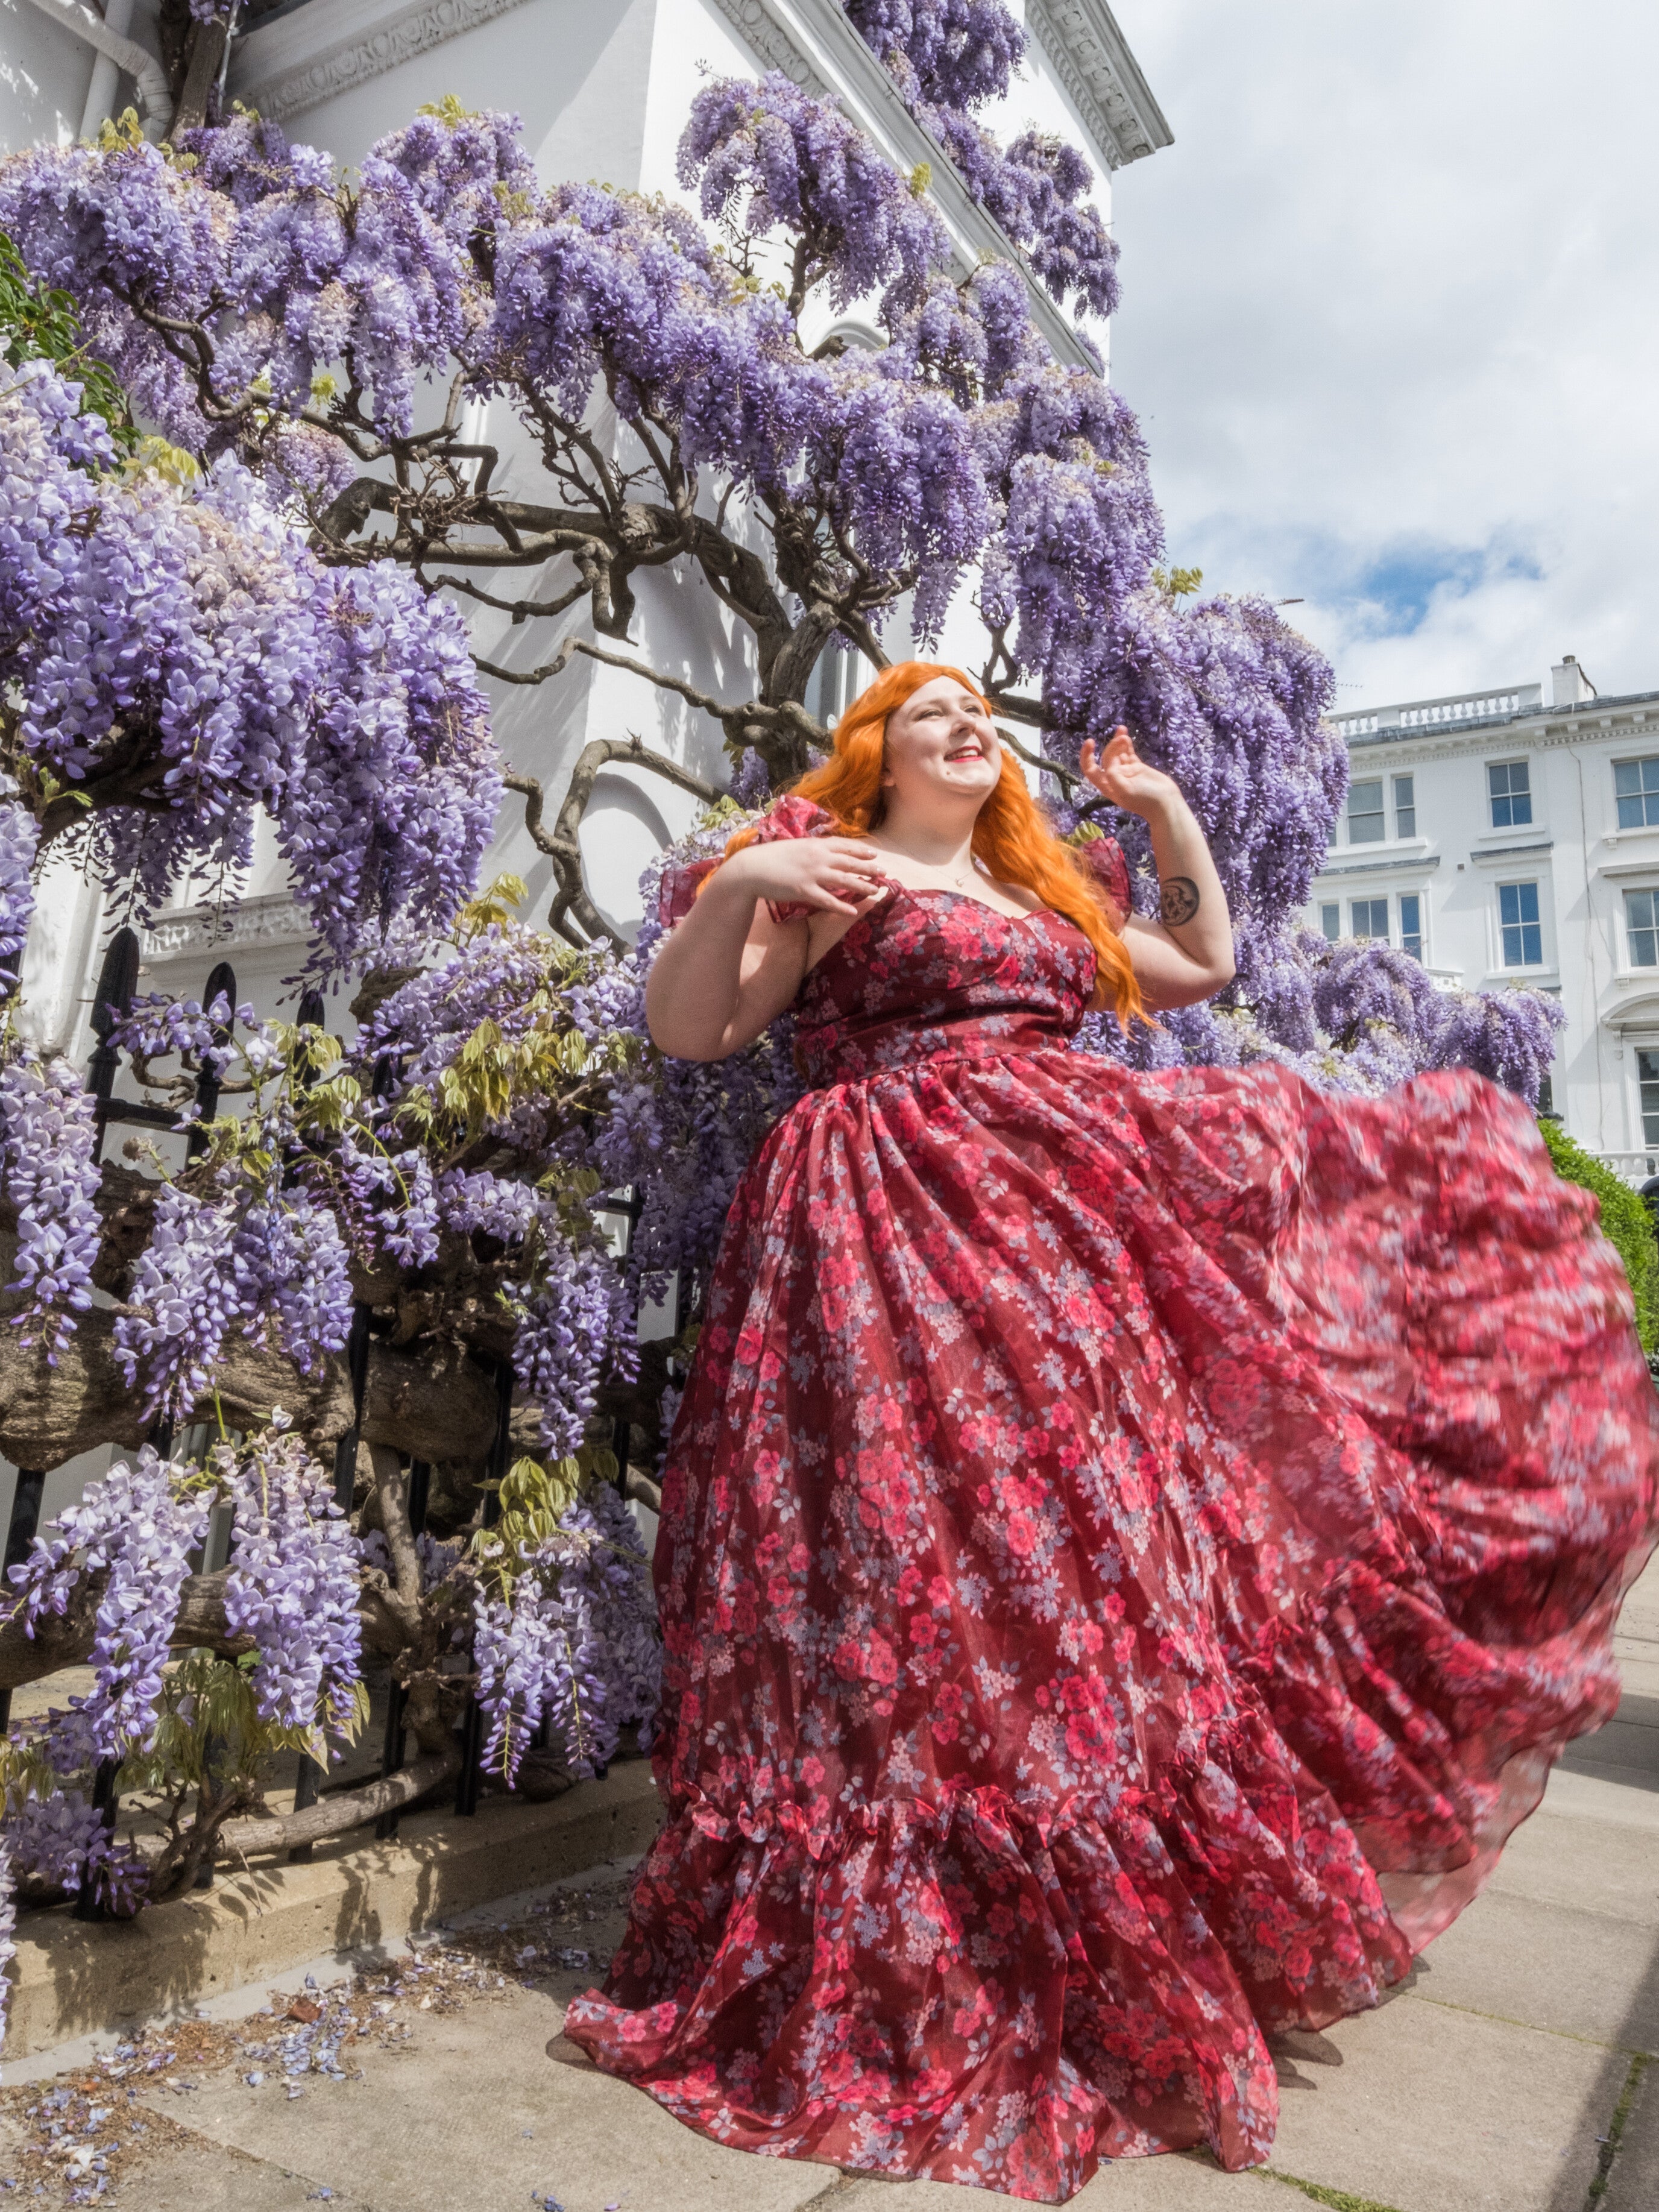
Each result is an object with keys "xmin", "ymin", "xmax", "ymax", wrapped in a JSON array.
[{"xmin": 1106, "ymin": 0, "xmax": 1659, "ymax": 707}]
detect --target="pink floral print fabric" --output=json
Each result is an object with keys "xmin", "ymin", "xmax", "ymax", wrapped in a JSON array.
[{"xmin": 565, "ymin": 887, "xmax": 1659, "ymax": 2202}]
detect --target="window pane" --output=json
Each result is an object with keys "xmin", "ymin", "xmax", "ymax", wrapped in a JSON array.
[
  {"xmin": 1393, "ymin": 774, "xmax": 1415, "ymax": 839},
  {"xmin": 1537, "ymin": 1073, "xmax": 1555, "ymax": 1118},
  {"xmin": 1350, "ymin": 898, "xmax": 1389, "ymax": 941},
  {"xmin": 1320, "ymin": 903, "xmax": 1340, "ymax": 942},
  {"xmin": 1488, "ymin": 760, "xmax": 1533, "ymax": 830},
  {"xmin": 1640, "ymin": 1050, "xmax": 1659, "ymax": 1146},
  {"xmin": 1499, "ymin": 880, "xmax": 1543, "ymax": 965},
  {"xmin": 1347, "ymin": 778, "xmax": 1385, "ymax": 843},
  {"xmin": 1626, "ymin": 889, "xmax": 1659, "ymax": 968},
  {"xmin": 1615, "ymin": 757, "xmax": 1659, "ymax": 829},
  {"xmin": 1399, "ymin": 893, "xmax": 1421, "ymax": 959}
]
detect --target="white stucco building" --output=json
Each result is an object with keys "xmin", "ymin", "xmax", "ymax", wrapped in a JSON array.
[{"xmin": 1312, "ymin": 657, "xmax": 1659, "ymax": 1183}]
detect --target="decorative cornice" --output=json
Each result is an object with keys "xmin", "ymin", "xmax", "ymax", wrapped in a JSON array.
[
  {"xmin": 1311, "ymin": 854, "xmax": 1442, "ymax": 882},
  {"xmin": 231, "ymin": 0, "xmax": 536, "ymax": 125},
  {"xmin": 1339, "ymin": 702, "xmax": 1658, "ymax": 772},
  {"xmin": 140, "ymin": 895, "xmax": 310, "ymax": 961},
  {"xmin": 1468, "ymin": 840, "xmax": 1555, "ymax": 868},
  {"xmin": 1026, "ymin": 1, "xmax": 1173, "ymax": 169},
  {"xmin": 707, "ymin": 0, "xmax": 828, "ymax": 95}
]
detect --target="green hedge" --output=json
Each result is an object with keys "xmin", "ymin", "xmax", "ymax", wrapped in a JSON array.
[{"xmin": 1540, "ymin": 1120, "xmax": 1659, "ymax": 1352}]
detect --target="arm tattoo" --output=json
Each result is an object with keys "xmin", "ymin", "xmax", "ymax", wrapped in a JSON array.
[{"xmin": 1159, "ymin": 875, "xmax": 1200, "ymax": 927}]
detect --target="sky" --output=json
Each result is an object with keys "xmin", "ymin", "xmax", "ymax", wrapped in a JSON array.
[{"xmin": 1104, "ymin": 0, "xmax": 1659, "ymax": 713}]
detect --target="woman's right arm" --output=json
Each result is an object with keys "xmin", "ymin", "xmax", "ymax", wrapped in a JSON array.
[{"xmin": 645, "ymin": 836, "xmax": 888, "ymax": 1061}]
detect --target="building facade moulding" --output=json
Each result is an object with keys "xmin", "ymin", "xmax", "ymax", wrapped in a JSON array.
[
  {"xmin": 708, "ymin": 0, "xmax": 829, "ymax": 92},
  {"xmin": 139, "ymin": 894, "xmax": 310, "ymax": 962},
  {"xmin": 231, "ymin": 0, "xmax": 537, "ymax": 125},
  {"xmin": 1342, "ymin": 711, "xmax": 1658, "ymax": 775},
  {"xmin": 1467, "ymin": 840, "xmax": 1554, "ymax": 868},
  {"xmin": 1025, "ymin": 1, "xmax": 1172, "ymax": 167},
  {"xmin": 1312, "ymin": 854, "xmax": 1440, "ymax": 882}
]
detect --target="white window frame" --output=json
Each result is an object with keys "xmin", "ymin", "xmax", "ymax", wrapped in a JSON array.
[
  {"xmin": 1622, "ymin": 885, "xmax": 1659, "ymax": 972},
  {"xmin": 1397, "ymin": 890, "xmax": 1424, "ymax": 961},
  {"xmin": 1486, "ymin": 758, "xmax": 1534, "ymax": 831},
  {"xmin": 1637, "ymin": 1047, "xmax": 1659, "ymax": 1149},
  {"xmin": 1614, "ymin": 756, "xmax": 1659, "ymax": 833},
  {"xmin": 1345, "ymin": 777, "xmax": 1386, "ymax": 845},
  {"xmin": 1494, "ymin": 878, "xmax": 1547, "ymax": 972}
]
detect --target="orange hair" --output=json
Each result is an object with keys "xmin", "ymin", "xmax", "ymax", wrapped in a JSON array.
[{"xmin": 717, "ymin": 660, "xmax": 1142, "ymax": 1022}]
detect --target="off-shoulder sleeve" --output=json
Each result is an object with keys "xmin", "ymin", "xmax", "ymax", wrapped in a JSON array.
[{"xmin": 656, "ymin": 796, "xmax": 839, "ymax": 931}]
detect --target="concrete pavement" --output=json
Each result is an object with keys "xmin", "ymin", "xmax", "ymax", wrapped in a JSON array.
[{"xmin": 5, "ymin": 1549, "xmax": 1655, "ymax": 2212}]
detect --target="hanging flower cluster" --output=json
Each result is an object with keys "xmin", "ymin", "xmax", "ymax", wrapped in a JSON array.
[
  {"xmin": 221, "ymin": 1428, "xmax": 363, "ymax": 1739},
  {"xmin": 473, "ymin": 1472, "xmax": 660, "ymax": 1787},
  {"xmin": 0, "ymin": 359, "xmax": 497, "ymax": 975}
]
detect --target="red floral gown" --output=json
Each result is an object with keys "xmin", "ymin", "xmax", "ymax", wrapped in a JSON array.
[{"xmin": 566, "ymin": 831, "xmax": 1659, "ymax": 2202}]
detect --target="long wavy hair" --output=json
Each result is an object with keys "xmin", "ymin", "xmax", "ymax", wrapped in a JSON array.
[{"xmin": 716, "ymin": 660, "xmax": 1142, "ymax": 1022}]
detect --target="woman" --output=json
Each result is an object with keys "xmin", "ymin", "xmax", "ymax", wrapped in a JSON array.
[{"xmin": 565, "ymin": 663, "xmax": 1658, "ymax": 2202}]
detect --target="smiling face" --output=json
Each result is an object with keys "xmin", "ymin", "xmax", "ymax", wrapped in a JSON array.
[{"xmin": 878, "ymin": 675, "xmax": 1003, "ymax": 818}]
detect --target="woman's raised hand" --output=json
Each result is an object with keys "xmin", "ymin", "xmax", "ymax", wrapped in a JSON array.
[
  {"xmin": 716, "ymin": 835, "xmax": 891, "ymax": 919},
  {"xmin": 1078, "ymin": 727, "xmax": 1182, "ymax": 821}
]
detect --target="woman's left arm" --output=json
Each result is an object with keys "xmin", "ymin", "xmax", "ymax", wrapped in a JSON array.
[{"xmin": 1080, "ymin": 727, "xmax": 1235, "ymax": 1010}]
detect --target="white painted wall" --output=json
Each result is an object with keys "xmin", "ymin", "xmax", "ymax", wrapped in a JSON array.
[{"xmin": 0, "ymin": 0, "xmax": 98, "ymax": 153}]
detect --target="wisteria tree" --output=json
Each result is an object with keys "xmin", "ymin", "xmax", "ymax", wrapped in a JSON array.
[{"xmin": 0, "ymin": 0, "xmax": 1562, "ymax": 1977}]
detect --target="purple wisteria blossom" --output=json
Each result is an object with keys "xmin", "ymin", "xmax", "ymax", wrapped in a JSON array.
[
  {"xmin": 223, "ymin": 1431, "xmax": 363, "ymax": 1739},
  {"xmin": 0, "ymin": 363, "xmax": 498, "ymax": 975},
  {"xmin": 512, "ymin": 1241, "xmax": 637, "ymax": 1460},
  {"xmin": 682, "ymin": 75, "xmax": 948, "ymax": 315},
  {"xmin": 233, "ymin": 1191, "xmax": 356, "ymax": 1377},
  {"xmin": 0, "ymin": 1054, "xmax": 102, "ymax": 1360},
  {"xmin": 112, "ymin": 991, "xmax": 245, "ymax": 1075},
  {"xmin": 0, "ymin": 781, "xmax": 37, "ymax": 968},
  {"xmin": 846, "ymin": 0, "xmax": 1024, "ymax": 109},
  {"xmin": 842, "ymin": 1, "xmax": 1119, "ymax": 316},
  {"xmin": 8, "ymin": 1449, "xmax": 209, "ymax": 1767},
  {"xmin": 1, "ymin": 1789, "xmax": 146, "ymax": 1916},
  {"xmin": 474, "ymin": 1484, "xmax": 658, "ymax": 1785},
  {"xmin": 112, "ymin": 1183, "xmax": 247, "ymax": 1419}
]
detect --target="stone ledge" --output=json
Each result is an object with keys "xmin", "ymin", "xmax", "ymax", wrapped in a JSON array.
[{"xmin": 3, "ymin": 1762, "xmax": 661, "ymax": 2060}]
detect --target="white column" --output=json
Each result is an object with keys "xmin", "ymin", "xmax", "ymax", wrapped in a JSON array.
[{"xmin": 77, "ymin": 0, "xmax": 136, "ymax": 141}]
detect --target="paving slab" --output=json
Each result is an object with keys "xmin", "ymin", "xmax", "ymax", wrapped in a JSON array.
[
  {"xmin": 119, "ymin": 2144, "xmax": 376, "ymax": 2210},
  {"xmin": 128, "ymin": 1984, "xmax": 836, "ymax": 2212},
  {"xmin": 1558, "ymin": 1697, "xmax": 1659, "ymax": 1794},
  {"xmin": 1604, "ymin": 2052, "xmax": 1659, "ymax": 2212},
  {"xmin": 1485, "ymin": 1804, "xmax": 1659, "ymax": 1926},
  {"xmin": 833, "ymin": 2151, "xmax": 1309, "ymax": 2208},
  {"xmin": 1615, "ymin": 1592, "xmax": 1659, "ymax": 1652},
  {"xmin": 1262, "ymin": 1991, "xmax": 1616, "ymax": 2212},
  {"xmin": 1540, "ymin": 1762, "xmax": 1659, "ymax": 1832},
  {"xmin": 1410, "ymin": 1885, "xmax": 1659, "ymax": 2052}
]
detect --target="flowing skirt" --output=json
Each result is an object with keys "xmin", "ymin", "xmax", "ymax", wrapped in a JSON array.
[{"xmin": 565, "ymin": 1054, "xmax": 1659, "ymax": 2201}]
